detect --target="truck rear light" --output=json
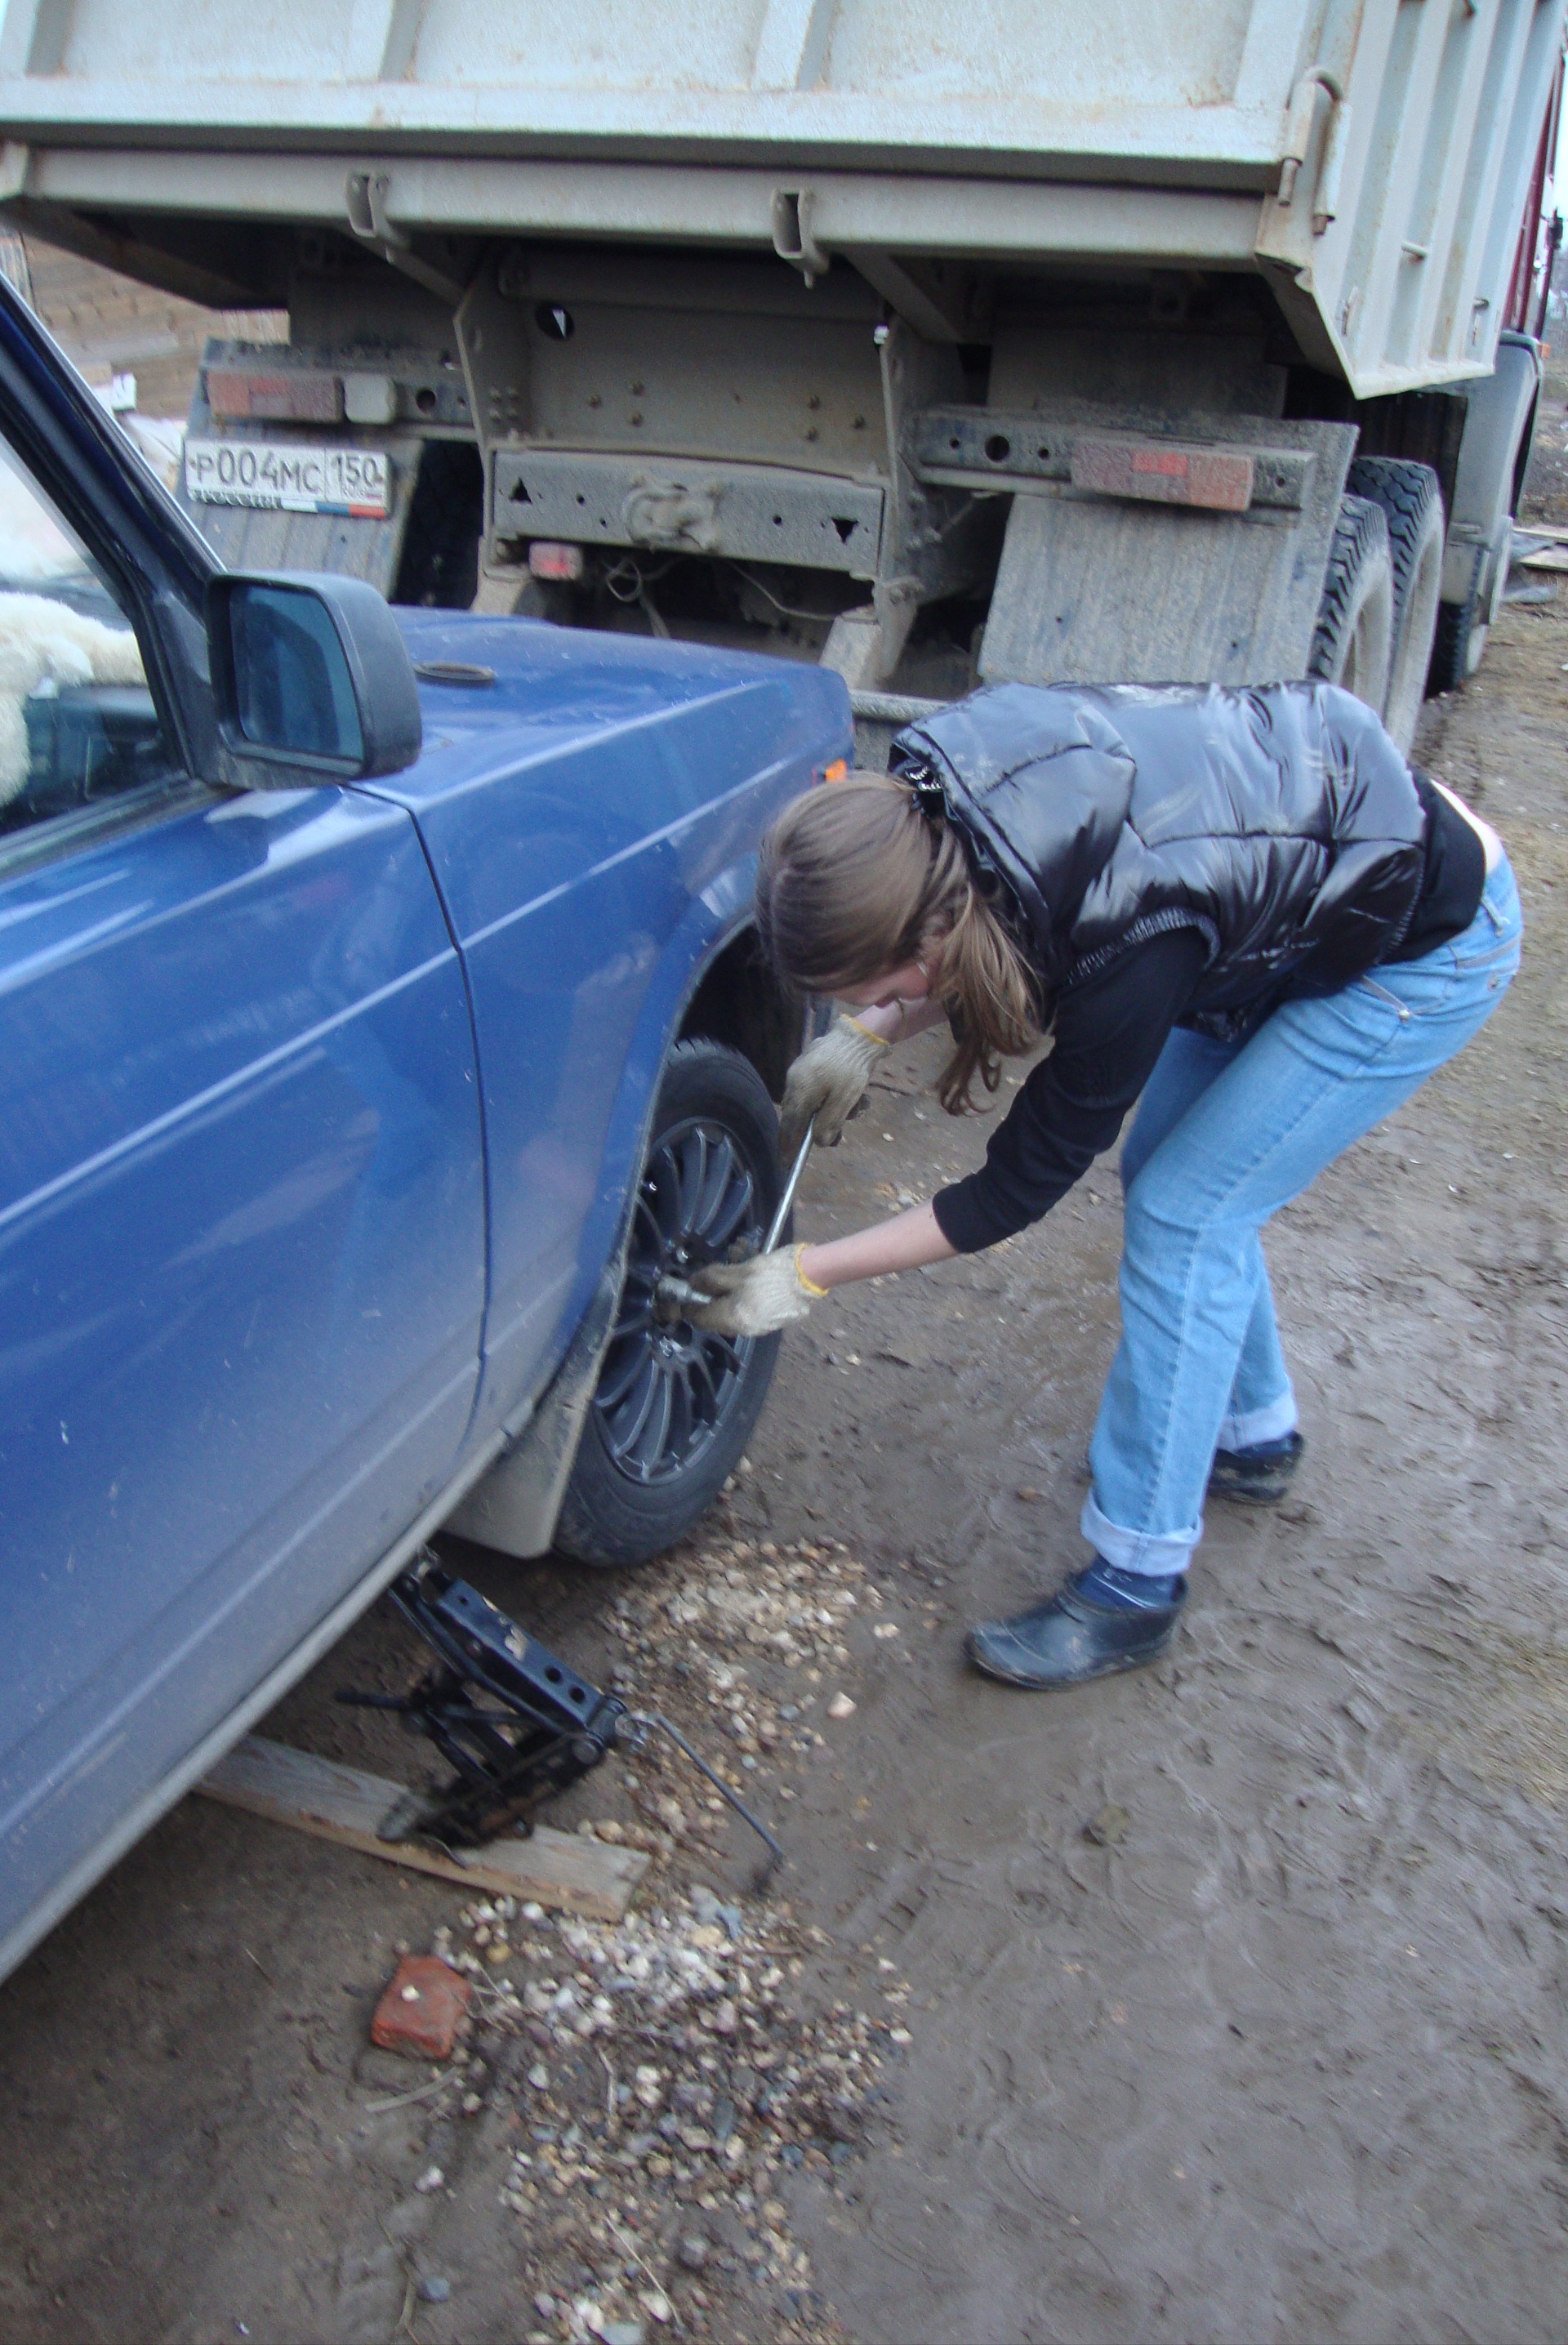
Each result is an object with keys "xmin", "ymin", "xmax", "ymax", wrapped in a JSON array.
[
  {"xmin": 1071, "ymin": 435, "xmax": 1255, "ymax": 514},
  {"xmin": 528, "ymin": 541, "xmax": 585, "ymax": 581},
  {"xmin": 815, "ymin": 759, "xmax": 849, "ymax": 784},
  {"xmin": 206, "ymin": 367, "xmax": 341, "ymax": 425}
]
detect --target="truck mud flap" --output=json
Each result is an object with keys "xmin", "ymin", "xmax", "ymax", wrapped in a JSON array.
[{"xmin": 973, "ymin": 417, "xmax": 1356, "ymax": 690}]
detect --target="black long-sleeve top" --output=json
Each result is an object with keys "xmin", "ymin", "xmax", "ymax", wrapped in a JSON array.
[{"xmin": 930, "ymin": 781, "xmax": 1485, "ymax": 1255}]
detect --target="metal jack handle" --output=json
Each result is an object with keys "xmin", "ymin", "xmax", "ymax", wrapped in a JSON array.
[
  {"xmin": 764, "ymin": 1126, "xmax": 815, "ymax": 1252},
  {"xmin": 620, "ymin": 1709, "xmax": 785, "ymax": 1888}
]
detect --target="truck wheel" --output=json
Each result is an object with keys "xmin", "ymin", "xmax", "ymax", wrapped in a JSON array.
[
  {"xmin": 1428, "ymin": 589, "xmax": 1482, "ymax": 695},
  {"xmin": 1344, "ymin": 457, "xmax": 1444, "ymax": 751},
  {"xmin": 554, "ymin": 1040, "xmax": 785, "ymax": 1568},
  {"xmin": 1308, "ymin": 494, "xmax": 1394, "ymax": 715}
]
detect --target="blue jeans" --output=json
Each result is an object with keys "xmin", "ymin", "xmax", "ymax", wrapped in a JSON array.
[{"xmin": 1084, "ymin": 858, "xmax": 1523, "ymax": 1576}]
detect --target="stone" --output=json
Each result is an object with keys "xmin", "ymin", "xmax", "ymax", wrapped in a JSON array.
[
  {"xmin": 370, "ymin": 1956, "xmax": 472, "ymax": 2062},
  {"xmin": 676, "ymin": 2234, "xmax": 710, "ymax": 2271},
  {"xmin": 416, "ymin": 2276, "xmax": 452, "ymax": 2303},
  {"xmin": 826, "ymin": 1692, "xmax": 856, "ymax": 1720}
]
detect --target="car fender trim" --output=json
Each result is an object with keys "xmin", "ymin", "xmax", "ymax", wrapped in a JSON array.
[{"xmin": 448, "ymin": 894, "xmax": 780, "ymax": 1559}]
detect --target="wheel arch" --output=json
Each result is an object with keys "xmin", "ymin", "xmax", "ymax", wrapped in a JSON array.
[
  {"xmin": 443, "ymin": 894, "xmax": 806, "ymax": 1564},
  {"xmin": 676, "ymin": 917, "xmax": 808, "ymax": 1102}
]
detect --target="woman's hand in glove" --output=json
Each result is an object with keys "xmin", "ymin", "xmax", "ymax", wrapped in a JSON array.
[
  {"xmin": 777, "ymin": 1014, "xmax": 891, "ymax": 1159},
  {"xmin": 685, "ymin": 1246, "xmax": 826, "ymax": 1338}
]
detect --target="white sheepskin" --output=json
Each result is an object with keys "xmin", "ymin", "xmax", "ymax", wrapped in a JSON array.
[{"xmin": 0, "ymin": 591, "xmax": 146, "ymax": 809}]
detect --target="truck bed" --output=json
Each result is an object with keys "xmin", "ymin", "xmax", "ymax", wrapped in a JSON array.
[{"xmin": 0, "ymin": 0, "xmax": 1561, "ymax": 396}]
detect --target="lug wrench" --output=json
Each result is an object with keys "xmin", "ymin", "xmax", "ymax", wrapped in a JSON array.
[{"xmin": 654, "ymin": 1127, "xmax": 813, "ymax": 1321}]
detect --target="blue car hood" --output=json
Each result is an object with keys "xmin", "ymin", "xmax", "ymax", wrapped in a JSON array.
[{"xmin": 374, "ymin": 609, "xmax": 849, "ymax": 810}]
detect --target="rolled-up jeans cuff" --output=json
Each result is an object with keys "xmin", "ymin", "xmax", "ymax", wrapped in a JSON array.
[
  {"xmin": 1081, "ymin": 1489, "xmax": 1200, "ymax": 1576},
  {"xmin": 1216, "ymin": 1389, "xmax": 1298, "ymax": 1451}
]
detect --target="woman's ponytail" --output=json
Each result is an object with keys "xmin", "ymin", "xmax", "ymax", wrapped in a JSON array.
[{"xmin": 757, "ymin": 771, "xmax": 1045, "ymax": 1113}]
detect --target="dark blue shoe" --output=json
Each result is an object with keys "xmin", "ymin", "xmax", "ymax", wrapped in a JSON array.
[
  {"xmin": 967, "ymin": 1560, "xmax": 1186, "ymax": 1690},
  {"xmin": 1208, "ymin": 1429, "xmax": 1304, "ymax": 1504}
]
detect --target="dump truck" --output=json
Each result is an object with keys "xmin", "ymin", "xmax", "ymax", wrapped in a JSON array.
[{"xmin": 0, "ymin": 0, "xmax": 1561, "ymax": 751}]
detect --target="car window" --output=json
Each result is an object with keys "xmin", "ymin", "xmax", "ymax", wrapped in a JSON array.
[{"xmin": 0, "ymin": 428, "xmax": 180, "ymax": 848}]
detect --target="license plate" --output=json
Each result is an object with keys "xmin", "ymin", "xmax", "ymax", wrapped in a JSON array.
[{"xmin": 184, "ymin": 437, "xmax": 390, "ymax": 519}]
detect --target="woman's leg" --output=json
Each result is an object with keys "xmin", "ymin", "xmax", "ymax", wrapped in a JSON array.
[
  {"xmin": 1085, "ymin": 863, "xmax": 1523, "ymax": 1577},
  {"xmin": 1120, "ymin": 1030, "xmax": 1296, "ymax": 1451},
  {"xmin": 1214, "ymin": 1250, "xmax": 1298, "ymax": 1451},
  {"xmin": 1120, "ymin": 1026, "xmax": 1241, "ymax": 1186}
]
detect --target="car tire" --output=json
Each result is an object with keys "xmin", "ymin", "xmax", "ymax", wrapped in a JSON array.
[
  {"xmin": 1308, "ymin": 493, "xmax": 1395, "ymax": 716},
  {"xmin": 554, "ymin": 1039, "xmax": 786, "ymax": 1569},
  {"xmin": 1344, "ymin": 457, "xmax": 1444, "ymax": 750}
]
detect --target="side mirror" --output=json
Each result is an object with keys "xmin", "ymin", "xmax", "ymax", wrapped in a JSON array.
[{"xmin": 207, "ymin": 572, "xmax": 422, "ymax": 781}]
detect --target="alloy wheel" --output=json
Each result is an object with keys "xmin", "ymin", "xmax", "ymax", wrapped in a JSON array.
[{"xmin": 593, "ymin": 1117, "xmax": 764, "ymax": 1486}]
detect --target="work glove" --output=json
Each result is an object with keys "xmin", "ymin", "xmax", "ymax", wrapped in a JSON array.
[
  {"xmin": 686, "ymin": 1246, "xmax": 826, "ymax": 1339},
  {"xmin": 777, "ymin": 1014, "xmax": 892, "ymax": 1161}
]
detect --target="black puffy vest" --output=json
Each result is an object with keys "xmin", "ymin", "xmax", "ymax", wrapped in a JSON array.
[{"xmin": 890, "ymin": 680, "xmax": 1429, "ymax": 1037}]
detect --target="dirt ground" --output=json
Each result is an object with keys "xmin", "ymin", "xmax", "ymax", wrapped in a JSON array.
[
  {"xmin": 1521, "ymin": 349, "xmax": 1568, "ymax": 528},
  {"xmin": 4, "ymin": 385, "xmax": 1568, "ymax": 2342}
]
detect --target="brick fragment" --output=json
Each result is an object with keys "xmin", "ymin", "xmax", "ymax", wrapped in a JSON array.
[{"xmin": 370, "ymin": 1955, "xmax": 472, "ymax": 2061}]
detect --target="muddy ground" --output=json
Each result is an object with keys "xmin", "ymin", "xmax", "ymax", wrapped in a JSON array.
[{"xmin": 3, "ymin": 543, "xmax": 1568, "ymax": 2340}]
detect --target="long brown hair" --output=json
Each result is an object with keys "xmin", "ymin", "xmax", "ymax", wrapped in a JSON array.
[{"xmin": 757, "ymin": 771, "xmax": 1043, "ymax": 1113}]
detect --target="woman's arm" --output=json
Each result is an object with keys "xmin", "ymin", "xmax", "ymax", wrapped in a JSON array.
[
  {"xmin": 776, "ymin": 992, "xmax": 950, "ymax": 1159},
  {"xmin": 686, "ymin": 1201, "xmax": 953, "ymax": 1335},
  {"xmin": 777, "ymin": 1003, "xmax": 952, "ymax": 1289},
  {"xmin": 798, "ymin": 1200, "xmax": 956, "ymax": 1291}
]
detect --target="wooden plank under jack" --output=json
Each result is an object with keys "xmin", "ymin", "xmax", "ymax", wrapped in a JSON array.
[{"xmin": 197, "ymin": 1735, "xmax": 650, "ymax": 1924}]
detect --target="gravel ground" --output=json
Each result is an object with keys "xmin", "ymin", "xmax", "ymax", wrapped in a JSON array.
[{"xmin": 2, "ymin": 595, "xmax": 1566, "ymax": 2345}]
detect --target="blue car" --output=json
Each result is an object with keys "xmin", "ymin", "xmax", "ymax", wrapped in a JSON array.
[{"xmin": 0, "ymin": 282, "xmax": 849, "ymax": 1982}]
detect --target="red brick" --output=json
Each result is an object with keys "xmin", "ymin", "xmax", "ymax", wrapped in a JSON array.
[{"xmin": 370, "ymin": 1955, "xmax": 472, "ymax": 2061}]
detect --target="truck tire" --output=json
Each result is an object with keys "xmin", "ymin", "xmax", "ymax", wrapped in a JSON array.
[
  {"xmin": 554, "ymin": 1040, "xmax": 785, "ymax": 1568},
  {"xmin": 1344, "ymin": 457, "xmax": 1444, "ymax": 751},
  {"xmin": 1307, "ymin": 495, "xmax": 1395, "ymax": 715},
  {"xmin": 1428, "ymin": 587, "xmax": 1482, "ymax": 695}
]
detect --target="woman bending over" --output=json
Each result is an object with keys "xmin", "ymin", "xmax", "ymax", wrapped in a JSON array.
[{"xmin": 689, "ymin": 680, "xmax": 1520, "ymax": 1690}]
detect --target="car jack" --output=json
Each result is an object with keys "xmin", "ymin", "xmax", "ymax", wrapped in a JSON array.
[{"xmin": 337, "ymin": 1555, "xmax": 782, "ymax": 1884}]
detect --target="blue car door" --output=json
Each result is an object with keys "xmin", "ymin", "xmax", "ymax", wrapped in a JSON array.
[{"xmin": 0, "ymin": 349, "xmax": 485, "ymax": 1957}]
